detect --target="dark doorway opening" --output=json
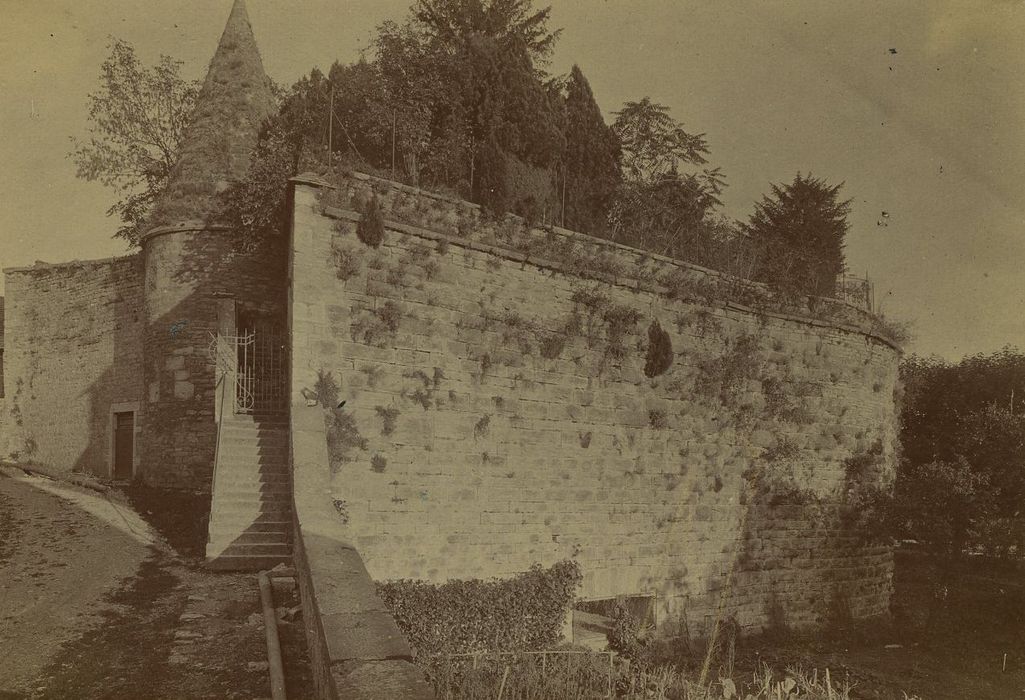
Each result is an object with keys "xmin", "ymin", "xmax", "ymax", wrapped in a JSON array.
[{"xmin": 113, "ymin": 411, "xmax": 135, "ymax": 480}]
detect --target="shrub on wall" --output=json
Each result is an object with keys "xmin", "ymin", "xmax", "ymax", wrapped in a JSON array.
[
  {"xmin": 644, "ymin": 320, "xmax": 674, "ymax": 377},
  {"xmin": 357, "ymin": 195, "xmax": 385, "ymax": 247},
  {"xmin": 376, "ymin": 560, "xmax": 583, "ymax": 658},
  {"xmin": 316, "ymin": 370, "xmax": 369, "ymax": 472}
]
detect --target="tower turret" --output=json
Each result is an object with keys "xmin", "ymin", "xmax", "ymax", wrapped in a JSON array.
[
  {"xmin": 146, "ymin": 0, "xmax": 276, "ymax": 230},
  {"xmin": 138, "ymin": 0, "xmax": 286, "ymax": 487}
]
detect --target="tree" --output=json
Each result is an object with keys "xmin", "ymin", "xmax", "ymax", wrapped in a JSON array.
[
  {"xmin": 607, "ymin": 98, "xmax": 725, "ymax": 259},
  {"xmin": 560, "ymin": 65, "xmax": 621, "ymax": 234},
  {"xmin": 612, "ymin": 97, "xmax": 712, "ymax": 184},
  {"xmin": 413, "ymin": 0, "xmax": 562, "ymax": 64},
  {"xmin": 69, "ymin": 38, "xmax": 198, "ymax": 246},
  {"xmin": 897, "ymin": 348, "xmax": 1025, "ymax": 554},
  {"xmin": 745, "ymin": 173, "xmax": 850, "ymax": 297}
]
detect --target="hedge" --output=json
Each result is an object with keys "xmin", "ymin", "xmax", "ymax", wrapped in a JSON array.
[{"xmin": 376, "ymin": 560, "xmax": 583, "ymax": 658}]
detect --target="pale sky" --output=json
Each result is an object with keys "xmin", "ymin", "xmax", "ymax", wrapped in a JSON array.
[{"xmin": 1, "ymin": 0, "xmax": 1023, "ymax": 360}]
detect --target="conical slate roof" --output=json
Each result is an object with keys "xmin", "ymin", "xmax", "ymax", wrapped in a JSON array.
[{"xmin": 146, "ymin": 0, "xmax": 276, "ymax": 231}]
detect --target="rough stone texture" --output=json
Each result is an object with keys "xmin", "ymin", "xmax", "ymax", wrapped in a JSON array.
[
  {"xmin": 139, "ymin": 227, "xmax": 285, "ymax": 488},
  {"xmin": 1, "ymin": 256, "xmax": 144, "ymax": 476},
  {"xmin": 146, "ymin": 0, "xmax": 276, "ymax": 230},
  {"xmin": 291, "ymin": 403, "xmax": 435, "ymax": 699},
  {"xmin": 290, "ymin": 178, "xmax": 901, "ymax": 635}
]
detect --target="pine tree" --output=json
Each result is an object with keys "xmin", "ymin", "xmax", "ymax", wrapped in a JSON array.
[
  {"xmin": 745, "ymin": 173, "xmax": 851, "ymax": 297},
  {"xmin": 560, "ymin": 65, "xmax": 621, "ymax": 234}
]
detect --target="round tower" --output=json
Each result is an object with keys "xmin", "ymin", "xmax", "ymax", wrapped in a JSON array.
[{"xmin": 139, "ymin": 0, "xmax": 284, "ymax": 488}]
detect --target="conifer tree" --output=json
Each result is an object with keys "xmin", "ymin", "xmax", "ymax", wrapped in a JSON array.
[
  {"xmin": 745, "ymin": 173, "xmax": 850, "ymax": 297},
  {"xmin": 560, "ymin": 65, "xmax": 621, "ymax": 234}
]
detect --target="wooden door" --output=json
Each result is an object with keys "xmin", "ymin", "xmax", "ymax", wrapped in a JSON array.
[{"xmin": 113, "ymin": 412, "xmax": 134, "ymax": 480}]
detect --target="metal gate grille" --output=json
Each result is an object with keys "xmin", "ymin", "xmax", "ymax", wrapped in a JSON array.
[{"xmin": 222, "ymin": 321, "xmax": 285, "ymax": 415}]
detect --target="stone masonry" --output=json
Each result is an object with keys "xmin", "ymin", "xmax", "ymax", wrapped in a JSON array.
[
  {"xmin": 2, "ymin": 256, "xmax": 144, "ymax": 475},
  {"xmin": 289, "ymin": 173, "xmax": 901, "ymax": 634}
]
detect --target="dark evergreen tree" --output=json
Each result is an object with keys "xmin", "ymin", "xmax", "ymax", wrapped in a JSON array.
[
  {"xmin": 560, "ymin": 65, "xmax": 621, "ymax": 234},
  {"xmin": 413, "ymin": 0, "xmax": 562, "ymax": 63},
  {"xmin": 745, "ymin": 173, "xmax": 850, "ymax": 297}
]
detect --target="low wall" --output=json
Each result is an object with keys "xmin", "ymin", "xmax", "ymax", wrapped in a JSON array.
[
  {"xmin": 291, "ymin": 402, "xmax": 434, "ymax": 699},
  {"xmin": 289, "ymin": 172, "xmax": 901, "ymax": 635}
]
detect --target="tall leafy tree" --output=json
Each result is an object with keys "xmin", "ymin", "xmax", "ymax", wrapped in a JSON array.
[
  {"xmin": 613, "ymin": 97, "xmax": 712, "ymax": 184},
  {"xmin": 69, "ymin": 39, "xmax": 198, "ymax": 246},
  {"xmin": 607, "ymin": 98, "xmax": 726, "ymax": 258},
  {"xmin": 560, "ymin": 65, "xmax": 621, "ymax": 234},
  {"xmin": 745, "ymin": 173, "xmax": 850, "ymax": 297}
]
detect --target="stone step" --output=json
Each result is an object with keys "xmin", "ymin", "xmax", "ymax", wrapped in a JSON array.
[
  {"xmin": 213, "ymin": 481, "xmax": 291, "ymax": 491},
  {"xmin": 214, "ymin": 467, "xmax": 291, "ymax": 479},
  {"xmin": 208, "ymin": 520, "xmax": 291, "ymax": 534},
  {"xmin": 219, "ymin": 427, "xmax": 289, "ymax": 436},
  {"xmin": 214, "ymin": 492, "xmax": 291, "ymax": 505},
  {"xmin": 216, "ymin": 459, "xmax": 289, "ymax": 470},
  {"xmin": 217, "ymin": 443, "xmax": 288, "ymax": 454},
  {"xmin": 211, "ymin": 509, "xmax": 293, "ymax": 526},
  {"xmin": 214, "ymin": 500, "xmax": 292, "ymax": 512},
  {"xmin": 216, "ymin": 455, "xmax": 288, "ymax": 465},
  {"xmin": 213, "ymin": 480, "xmax": 291, "ymax": 491},
  {"xmin": 208, "ymin": 520, "xmax": 292, "ymax": 537},
  {"xmin": 207, "ymin": 524, "xmax": 291, "ymax": 541},
  {"xmin": 206, "ymin": 540, "xmax": 292, "ymax": 556},
  {"xmin": 205, "ymin": 552, "xmax": 293, "ymax": 572}
]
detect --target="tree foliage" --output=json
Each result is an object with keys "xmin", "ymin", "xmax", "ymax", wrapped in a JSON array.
[
  {"xmin": 745, "ymin": 173, "xmax": 850, "ymax": 297},
  {"xmin": 77, "ymin": 0, "xmax": 858, "ymax": 304},
  {"xmin": 560, "ymin": 65, "xmax": 621, "ymax": 234},
  {"xmin": 607, "ymin": 98, "xmax": 728, "ymax": 260},
  {"xmin": 897, "ymin": 348, "xmax": 1025, "ymax": 555},
  {"xmin": 69, "ymin": 38, "xmax": 198, "ymax": 246},
  {"xmin": 413, "ymin": 0, "xmax": 562, "ymax": 63}
]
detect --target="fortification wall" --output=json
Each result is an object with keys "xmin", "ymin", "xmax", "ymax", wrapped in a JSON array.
[
  {"xmin": 2, "ymin": 255, "xmax": 144, "ymax": 477},
  {"xmin": 289, "ymin": 174, "xmax": 900, "ymax": 634}
]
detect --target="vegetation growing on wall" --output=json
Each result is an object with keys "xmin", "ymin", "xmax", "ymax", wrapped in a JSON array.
[
  {"xmin": 375, "ymin": 406, "xmax": 401, "ymax": 435},
  {"xmin": 357, "ymin": 195, "xmax": 386, "ymax": 247},
  {"xmin": 330, "ymin": 237, "xmax": 362, "ymax": 280},
  {"xmin": 644, "ymin": 320, "xmax": 674, "ymax": 378},
  {"xmin": 376, "ymin": 560, "xmax": 582, "ymax": 658},
  {"xmin": 315, "ymin": 370, "xmax": 369, "ymax": 473},
  {"xmin": 350, "ymin": 300, "xmax": 403, "ymax": 346}
]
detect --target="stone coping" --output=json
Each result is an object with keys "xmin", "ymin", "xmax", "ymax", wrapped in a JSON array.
[
  {"xmin": 315, "ymin": 200, "xmax": 902, "ymax": 354},
  {"xmin": 3, "ymin": 252, "xmax": 139, "ymax": 275},
  {"xmin": 290, "ymin": 403, "xmax": 435, "ymax": 699},
  {"xmin": 311, "ymin": 169, "xmax": 875, "ymax": 317},
  {"xmin": 139, "ymin": 222, "xmax": 233, "ymax": 244}
]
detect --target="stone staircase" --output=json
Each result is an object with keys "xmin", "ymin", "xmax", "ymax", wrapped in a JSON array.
[{"xmin": 206, "ymin": 413, "xmax": 293, "ymax": 570}]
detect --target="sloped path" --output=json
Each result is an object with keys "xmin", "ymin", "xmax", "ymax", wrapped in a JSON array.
[
  {"xmin": 0, "ymin": 470, "xmax": 312, "ymax": 700},
  {"xmin": 0, "ymin": 471, "xmax": 151, "ymax": 696}
]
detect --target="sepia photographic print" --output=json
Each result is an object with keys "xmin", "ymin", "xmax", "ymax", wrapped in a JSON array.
[{"xmin": 0, "ymin": 1, "xmax": 1023, "ymax": 698}]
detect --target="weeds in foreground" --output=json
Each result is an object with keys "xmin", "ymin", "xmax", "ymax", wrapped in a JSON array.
[{"xmin": 430, "ymin": 653, "xmax": 864, "ymax": 700}]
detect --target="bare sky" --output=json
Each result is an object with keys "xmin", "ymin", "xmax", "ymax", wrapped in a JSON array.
[{"xmin": 1, "ymin": 0, "xmax": 1023, "ymax": 360}]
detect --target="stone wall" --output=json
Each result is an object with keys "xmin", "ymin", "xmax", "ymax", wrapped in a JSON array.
[
  {"xmin": 289, "ymin": 174, "xmax": 901, "ymax": 635},
  {"xmin": 2, "ymin": 255, "xmax": 144, "ymax": 477},
  {"xmin": 139, "ymin": 225, "xmax": 287, "ymax": 488},
  {"xmin": 291, "ymin": 402, "xmax": 435, "ymax": 699}
]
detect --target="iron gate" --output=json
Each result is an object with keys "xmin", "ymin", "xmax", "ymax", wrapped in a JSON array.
[
  {"xmin": 234, "ymin": 323, "xmax": 287, "ymax": 414},
  {"xmin": 209, "ymin": 325, "xmax": 287, "ymax": 415}
]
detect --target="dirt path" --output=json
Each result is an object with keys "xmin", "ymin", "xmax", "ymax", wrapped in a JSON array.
[
  {"xmin": 0, "ymin": 472, "xmax": 152, "ymax": 695},
  {"xmin": 0, "ymin": 470, "xmax": 312, "ymax": 700}
]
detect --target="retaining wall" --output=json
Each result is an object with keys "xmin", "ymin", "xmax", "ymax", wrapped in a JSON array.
[
  {"xmin": 291, "ymin": 402, "xmax": 435, "ymax": 699},
  {"xmin": 290, "ymin": 173, "xmax": 901, "ymax": 634}
]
